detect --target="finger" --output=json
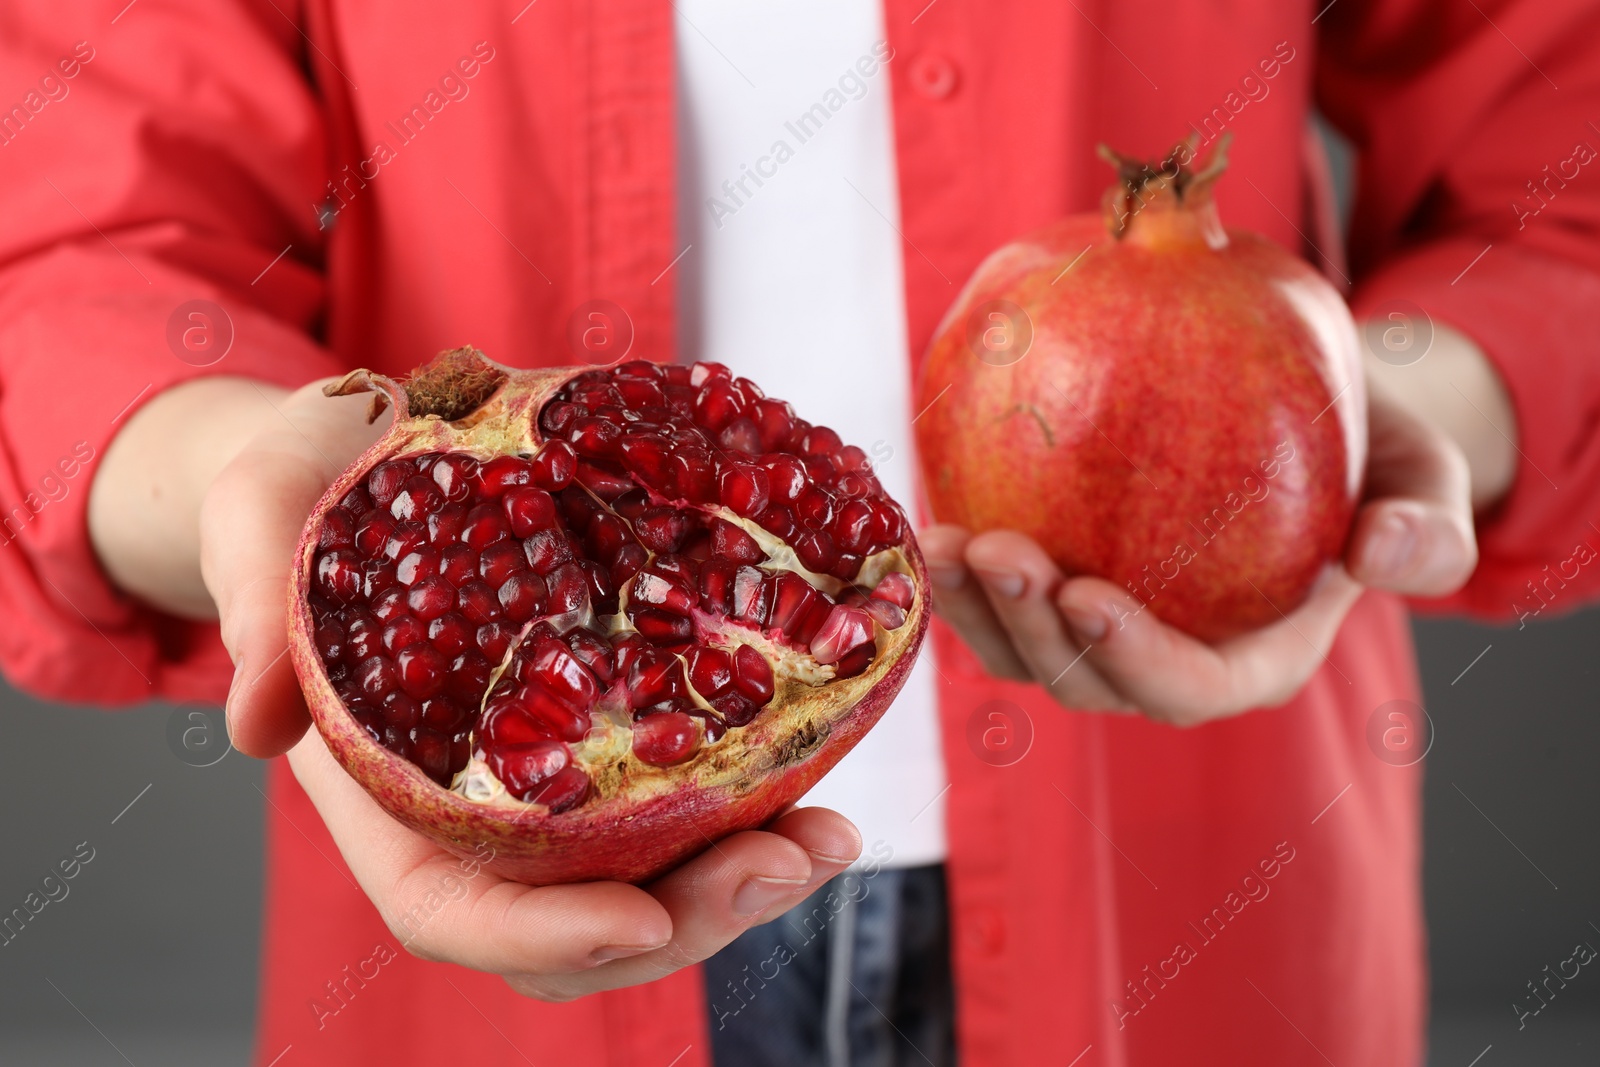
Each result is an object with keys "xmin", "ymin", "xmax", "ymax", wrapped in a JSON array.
[
  {"xmin": 522, "ymin": 807, "xmax": 860, "ymax": 1000},
  {"xmin": 203, "ymin": 447, "xmax": 331, "ymax": 757},
  {"xmin": 286, "ymin": 729, "xmax": 673, "ymax": 978},
  {"xmin": 918, "ymin": 525, "xmax": 1031, "ymax": 679},
  {"xmin": 202, "ymin": 386, "xmax": 385, "ymax": 757},
  {"xmin": 1348, "ymin": 389, "xmax": 1477, "ymax": 596},
  {"xmin": 962, "ymin": 530, "xmax": 1129, "ymax": 710},
  {"xmin": 1056, "ymin": 568, "xmax": 1364, "ymax": 725}
]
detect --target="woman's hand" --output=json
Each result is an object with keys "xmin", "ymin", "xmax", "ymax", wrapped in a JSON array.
[
  {"xmin": 921, "ymin": 380, "xmax": 1480, "ymax": 726},
  {"xmin": 96, "ymin": 375, "xmax": 861, "ymax": 1000}
]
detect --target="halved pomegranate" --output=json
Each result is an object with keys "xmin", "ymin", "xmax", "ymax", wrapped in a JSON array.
[{"xmin": 288, "ymin": 348, "xmax": 928, "ymax": 885}]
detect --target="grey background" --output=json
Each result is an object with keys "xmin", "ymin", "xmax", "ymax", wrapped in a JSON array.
[{"xmin": 2, "ymin": 608, "xmax": 1598, "ymax": 1064}]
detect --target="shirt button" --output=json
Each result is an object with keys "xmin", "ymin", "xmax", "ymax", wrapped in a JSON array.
[{"xmin": 909, "ymin": 53, "xmax": 958, "ymax": 99}]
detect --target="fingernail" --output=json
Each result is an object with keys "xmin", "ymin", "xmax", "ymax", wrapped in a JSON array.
[
  {"xmin": 928, "ymin": 562, "xmax": 966, "ymax": 590},
  {"xmin": 1063, "ymin": 604, "xmax": 1109, "ymax": 643},
  {"xmin": 733, "ymin": 875, "xmax": 808, "ymax": 917},
  {"xmin": 1364, "ymin": 513, "xmax": 1417, "ymax": 580},
  {"xmin": 223, "ymin": 664, "xmax": 246, "ymax": 742},
  {"xmin": 590, "ymin": 942, "xmax": 665, "ymax": 964},
  {"xmin": 976, "ymin": 568, "xmax": 1025, "ymax": 598}
]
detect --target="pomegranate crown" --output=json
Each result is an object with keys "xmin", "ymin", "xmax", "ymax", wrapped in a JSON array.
[{"xmin": 1098, "ymin": 131, "xmax": 1232, "ymax": 241}]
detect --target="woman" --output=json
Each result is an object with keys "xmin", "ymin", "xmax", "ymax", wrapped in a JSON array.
[{"xmin": 1, "ymin": 0, "xmax": 1596, "ymax": 1063}]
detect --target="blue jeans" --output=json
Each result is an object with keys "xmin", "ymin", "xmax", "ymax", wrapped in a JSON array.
[{"xmin": 705, "ymin": 864, "xmax": 957, "ymax": 1067}]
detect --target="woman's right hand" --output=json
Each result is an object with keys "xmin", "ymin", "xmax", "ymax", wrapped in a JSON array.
[{"xmin": 100, "ymin": 375, "xmax": 860, "ymax": 1001}]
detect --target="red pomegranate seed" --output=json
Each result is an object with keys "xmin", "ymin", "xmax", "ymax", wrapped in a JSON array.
[
  {"xmin": 521, "ymin": 684, "xmax": 591, "ymax": 743},
  {"xmin": 616, "ymin": 377, "xmax": 666, "ymax": 409},
  {"xmin": 440, "ymin": 543, "xmax": 477, "ymax": 586},
  {"xmin": 490, "ymin": 741, "xmax": 571, "ymax": 799},
  {"xmin": 354, "ymin": 512, "xmax": 396, "ymax": 557},
  {"xmin": 314, "ymin": 618, "xmax": 345, "ymax": 663},
  {"xmin": 457, "ymin": 580, "xmax": 504, "ymax": 624},
  {"xmin": 380, "ymin": 691, "xmax": 421, "ymax": 730},
  {"xmin": 718, "ymin": 464, "xmax": 771, "ymax": 518},
  {"xmin": 588, "ymin": 512, "xmax": 635, "ymax": 562},
  {"xmin": 498, "ymin": 573, "xmax": 548, "ymax": 622},
  {"xmin": 768, "ymin": 572, "xmax": 833, "ymax": 646},
  {"xmin": 569, "ymin": 416, "xmax": 622, "ymax": 458},
  {"xmin": 355, "ymin": 655, "xmax": 397, "ymax": 700},
  {"xmin": 793, "ymin": 529, "xmax": 839, "ymax": 573},
  {"xmin": 632, "ymin": 712, "xmax": 700, "ymax": 766},
  {"xmin": 391, "ymin": 476, "xmax": 443, "ymax": 521},
  {"xmin": 522, "ymin": 528, "xmax": 574, "ymax": 575},
  {"xmin": 427, "ymin": 613, "xmax": 472, "ymax": 656},
  {"xmin": 690, "ymin": 361, "xmax": 731, "ymax": 387},
  {"xmin": 444, "ymin": 651, "xmax": 491, "ymax": 703},
  {"xmin": 315, "ymin": 550, "xmax": 362, "ymax": 601},
  {"xmin": 404, "ymin": 576, "xmax": 455, "ymax": 622},
  {"xmin": 700, "ymin": 560, "xmax": 735, "ymax": 614},
  {"xmin": 461, "ymin": 504, "xmax": 511, "ymax": 549},
  {"xmin": 427, "ymin": 504, "xmax": 467, "ymax": 545},
  {"xmin": 756, "ymin": 505, "xmax": 798, "ymax": 541},
  {"xmin": 576, "ymin": 460, "xmax": 636, "ymax": 501},
  {"xmin": 540, "ymin": 400, "xmax": 580, "ymax": 434},
  {"xmin": 870, "ymin": 572, "xmax": 915, "ymax": 609},
  {"xmin": 429, "ymin": 454, "xmax": 478, "ymax": 501},
  {"xmin": 799, "ymin": 426, "xmax": 842, "ymax": 457},
  {"xmin": 717, "ymin": 417, "xmax": 763, "ymax": 455},
  {"xmin": 752, "ymin": 399, "xmax": 796, "ymax": 452},
  {"xmin": 732, "ymin": 644, "xmax": 775, "ymax": 704},
  {"xmin": 411, "ymin": 729, "xmax": 453, "ymax": 784},
  {"xmin": 810, "ymin": 605, "xmax": 874, "ymax": 666},
  {"xmin": 396, "ymin": 547, "xmax": 440, "ymax": 586},
  {"xmin": 652, "ymin": 554, "xmax": 700, "ymax": 584},
  {"xmin": 670, "ymin": 451, "xmax": 719, "ymax": 504},
  {"xmin": 319, "ymin": 509, "xmax": 355, "ymax": 550},
  {"xmin": 832, "ymin": 499, "xmax": 874, "ymax": 555},
  {"xmin": 618, "ymin": 435, "xmax": 672, "ymax": 489},
  {"xmin": 477, "ymin": 455, "xmax": 533, "ymax": 496},
  {"xmin": 532, "ymin": 642, "xmax": 598, "ymax": 711},
  {"xmin": 686, "ymin": 646, "xmax": 733, "ymax": 698},
  {"xmin": 475, "ymin": 541, "xmax": 524, "ymax": 587},
  {"xmin": 476, "ymin": 622, "xmax": 516, "ymax": 662},
  {"xmin": 522, "ymin": 766, "xmax": 591, "ymax": 812},
  {"xmin": 732, "ymin": 566, "xmax": 771, "ymax": 626},
  {"xmin": 530, "ymin": 439, "xmax": 578, "ymax": 490},
  {"xmin": 866, "ymin": 500, "xmax": 905, "ymax": 547},
  {"xmin": 832, "ymin": 642, "xmax": 875, "ymax": 678},
  {"xmin": 529, "ymin": 562, "xmax": 578, "ymax": 615},
  {"xmin": 713, "ymin": 692, "xmax": 760, "ymax": 727},
  {"xmin": 610, "ymin": 543, "xmax": 649, "ymax": 587},
  {"xmin": 370, "ymin": 587, "xmax": 407, "ymax": 622},
  {"xmin": 366, "ymin": 460, "xmax": 412, "ymax": 506},
  {"xmin": 694, "ymin": 378, "xmax": 744, "ymax": 431},
  {"xmin": 396, "ymin": 644, "xmax": 449, "ymax": 699},
  {"xmin": 709, "ymin": 518, "xmax": 765, "ymax": 564},
  {"xmin": 863, "ymin": 598, "xmax": 907, "ymax": 630},
  {"xmin": 634, "ymin": 507, "xmax": 692, "ymax": 553},
  {"xmin": 628, "ymin": 651, "xmax": 686, "ymax": 708},
  {"xmin": 633, "ymin": 610, "xmax": 693, "ymax": 645},
  {"xmin": 339, "ymin": 486, "xmax": 372, "ymax": 513},
  {"xmin": 796, "ymin": 487, "xmax": 837, "ymax": 528},
  {"xmin": 502, "ymin": 487, "xmax": 558, "ymax": 538},
  {"xmin": 632, "ymin": 571, "xmax": 696, "ymax": 616},
  {"xmin": 566, "ymin": 629, "xmax": 615, "ymax": 684},
  {"xmin": 381, "ymin": 614, "xmax": 428, "ymax": 654}
]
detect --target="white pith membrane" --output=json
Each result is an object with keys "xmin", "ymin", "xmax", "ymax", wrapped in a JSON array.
[{"xmin": 302, "ymin": 354, "xmax": 923, "ymax": 815}]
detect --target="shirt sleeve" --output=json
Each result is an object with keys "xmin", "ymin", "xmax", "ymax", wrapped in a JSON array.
[
  {"xmin": 1316, "ymin": 0, "xmax": 1600, "ymax": 624},
  {"xmin": 0, "ymin": 1, "xmax": 345, "ymax": 705}
]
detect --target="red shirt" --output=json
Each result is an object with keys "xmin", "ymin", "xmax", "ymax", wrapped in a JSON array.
[{"xmin": 3, "ymin": 1, "xmax": 1598, "ymax": 1064}]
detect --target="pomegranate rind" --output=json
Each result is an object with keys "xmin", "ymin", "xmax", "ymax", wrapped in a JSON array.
[{"xmin": 290, "ymin": 348, "xmax": 930, "ymax": 885}]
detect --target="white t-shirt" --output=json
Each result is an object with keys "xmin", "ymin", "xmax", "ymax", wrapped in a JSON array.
[{"xmin": 674, "ymin": 0, "xmax": 947, "ymax": 868}]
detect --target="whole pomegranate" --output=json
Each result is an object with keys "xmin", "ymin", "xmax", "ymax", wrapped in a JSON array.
[
  {"xmin": 915, "ymin": 136, "xmax": 1364, "ymax": 640},
  {"xmin": 289, "ymin": 348, "xmax": 926, "ymax": 885}
]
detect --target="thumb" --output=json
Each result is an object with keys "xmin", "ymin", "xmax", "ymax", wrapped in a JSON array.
[
  {"xmin": 203, "ymin": 445, "xmax": 332, "ymax": 757},
  {"xmin": 1348, "ymin": 388, "xmax": 1478, "ymax": 597}
]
